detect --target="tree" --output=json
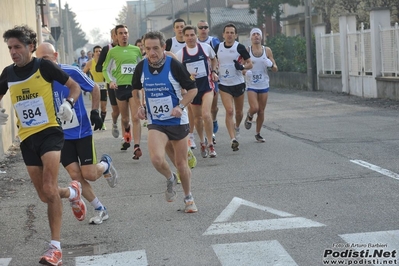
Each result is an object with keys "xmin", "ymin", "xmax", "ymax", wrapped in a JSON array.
[
  {"xmin": 313, "ymin": 0, "xmax": 336, "ymax": 33},
  {"xmin": 89, "ymin": 28, "xmax": 108, "ymax": 46},
  {"xmin": 62, "ymin": 3, "xmax": 88, "ymax": 51},
  {"xmin": 116, "ymin": 5, "xmax": 128, "ymax": 25},
  {"xmin": 248, "ymin": 0, "xmax": 301, "ymax": 34}
]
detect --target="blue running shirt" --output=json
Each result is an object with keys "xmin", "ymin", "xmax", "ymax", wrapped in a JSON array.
[{"xmin": 53, "ymin": 64, "xmax": 95, "ymax": 139}]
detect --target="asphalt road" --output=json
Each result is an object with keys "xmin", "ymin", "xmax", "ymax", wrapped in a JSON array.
[{"xmin": 0, "ymin": 88, "xmax": 398, "ymax": 266}]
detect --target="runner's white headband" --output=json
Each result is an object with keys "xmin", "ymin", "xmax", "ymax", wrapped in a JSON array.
[{"xmin": 250, "ymin": 28, "xmax": 262, "ymax": 38}]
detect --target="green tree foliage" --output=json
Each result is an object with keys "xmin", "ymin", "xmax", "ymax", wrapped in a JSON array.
[
  {"xmin": 267, "ymin": 34, "xmax": 316, "ymax": 73},
  {"xmin": 248, "ymin": 0, "xmax": 301, "ymax": 33},
  {"xmin": 62, "ymin": 3, "xmax": 88, "ymax": 50}
]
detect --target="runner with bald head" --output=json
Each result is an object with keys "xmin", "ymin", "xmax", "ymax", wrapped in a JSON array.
[{"xmin": 36, "ymin": 43, "xmax": 118, "ymax": 230}]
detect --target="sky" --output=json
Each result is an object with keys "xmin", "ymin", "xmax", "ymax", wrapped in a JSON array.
[{"xmin": 60, "ymin": 0, "xmax": 128, "ymax": 41}]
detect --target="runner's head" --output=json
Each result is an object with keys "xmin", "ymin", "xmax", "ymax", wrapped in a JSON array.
[
  {"xmin": 3, "ymin": 25, "xmax": 37, "ymax": 67},
  {"xmin": 173, "ymin": 18, "xmax": 186, "ymax": 39},
  {"xmin": 197, "ymin": 20, "xmax": 209, "ymax": 40},
  {"xmin": 36, "ymin": 42, "xmax": 58, "ymax": 63},
  {"xmin": 142, "ymin": 31, "xmax": 166, "ymax": 64},
  {"xmin": 182, "ymin": 25, "xmax": 197, "ymax": 48},
  {"xmin": 115, "ymin": 25, "xmax": 129, "ymax": 46}
]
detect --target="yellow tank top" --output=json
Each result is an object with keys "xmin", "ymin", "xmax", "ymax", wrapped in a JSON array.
[
  {"xmin": 90, "ymin": 58, "xmax": 104, "ymax": 83},
  {"xmin": 8, "ymin": 61, "xmax": 59, "ymax": 141}
]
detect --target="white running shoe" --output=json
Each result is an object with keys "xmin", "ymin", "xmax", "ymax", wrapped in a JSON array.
[{"xmin": 89, "ymin": 206, "xmax": 109, "ymax": 225}]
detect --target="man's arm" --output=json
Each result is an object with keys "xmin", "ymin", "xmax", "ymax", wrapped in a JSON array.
[
  {"xmin": 90, "ymin": 84, "xmax": 100, "ymax": 110},
  {"xmin": 165, "ymin": 38, "xmax": 172, "ymax": 51},
  {"xmin": 237, "ymin": 44, "xmax": 253, "ymax": 70},
  {"xmin": 64, "ymin": 77, "xmax": 81, "ymax": 100},
  {"xmin": 82, "ymin": 59, "xmax": 92, "ymax": 74},
  {"xmin": 96, "ymin": 46, "xmax": 109, "ymax": 72},
  {"xmin": 132, "ymin": 62, "xmax": 145, "ymax": 119},
  {"xmin": 102, "ymin": 51, "xmax": 115, "ymax": 86}
]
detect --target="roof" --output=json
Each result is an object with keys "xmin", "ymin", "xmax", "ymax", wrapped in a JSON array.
[
  {"xmin": 178, "ymin": 0, "xmax": 225, "ymax": 13},
  {"xmin": 210, "ymin": 7, "xmax": 256, "ymax": 26},
  {"xmin": 148, "ymin": 0, "xmax": 197, "ymax": 17}
]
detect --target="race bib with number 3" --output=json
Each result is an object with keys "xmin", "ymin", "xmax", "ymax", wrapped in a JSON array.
[{"xmin": 147, "ymin": 96, "xmax": 173, "ymax": 120}]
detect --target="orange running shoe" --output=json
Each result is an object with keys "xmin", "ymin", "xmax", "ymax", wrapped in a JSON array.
[
  {"xmin": 69, "ymin": 181, "xmax": 86, "ymax": 221},
  {"xmin": 124, "ymin": 128, "xmax": 131, "ymax": 143},
  {"xmin": 39, "ymin": 244, "xmax": 62, "ymax": 265}
]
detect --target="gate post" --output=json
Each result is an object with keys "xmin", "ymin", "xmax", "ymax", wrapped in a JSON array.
[
  {"xmin": 339, "ymin": 14, "xmax": 356, "ymax": 94},
  {"xmin": 370, "ymin": 7, "xmax": 390, "ymax": 97}
]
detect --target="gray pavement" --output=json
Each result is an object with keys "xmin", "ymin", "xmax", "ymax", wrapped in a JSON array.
[{"xmin": 0, "ymin": 88, "xmax": 399, "ymax": 266}]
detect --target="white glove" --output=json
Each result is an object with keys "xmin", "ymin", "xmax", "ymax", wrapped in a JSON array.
[
  {"xmin": 57, "ymin": 99, "xmax": 73, "ymax": 122},
  {"xmin": 263, "ymin": 57, "xmax": 273, "ymax": 68},
  {"xmin": 0, "ymin": 108, "xmax": 8, "ymax": 125}
]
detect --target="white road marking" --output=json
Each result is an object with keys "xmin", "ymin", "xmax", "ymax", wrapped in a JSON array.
[
  {"xmin": 214, "ymin": 197, "xmax": 293, "ymax": 223},
  {"xmin": 75, "ymin": 250, "xmax": 147, "ymax": 266},
  {"xmin": 212, "ymin": 240, "xmax": 298, "ymax": 266},
  {"xmin": 0, "ymin": 258, "xmax": 11, "ymax": 266},
  {"xmin": 204, "ymin": 197, "xmax": 325, "ymax": 235},
  {"xmin": 204, "ymin": 217, "xmax": 325, "ymax": 235},
  {"xmin": 350, "ymin": 159, "xmax": 399, "ymax": 180},
  {"xmin": 340, "ymin": 230, "xmax": 399, "ymax": 250}
]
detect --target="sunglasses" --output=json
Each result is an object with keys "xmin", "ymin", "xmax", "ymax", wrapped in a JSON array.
[{"xmin": 198, "ymin": 26, "xmax": 209, "ymax": 30}]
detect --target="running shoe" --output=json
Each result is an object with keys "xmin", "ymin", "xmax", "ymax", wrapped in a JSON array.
[
  {"xmin": 165, "ymin": 173, "xmax": 177, "ymax": 202},
  {"xmin": 101, "ymin": 123, "xmax": 106, "ymax": 130},
  {"xmin": 184, "ymin": 196, "xmax": 198, "ymax": 213},
  {"xmin": 112, "ymin": 123, "xmax": 119, "ymax": 138},
  {"xmin": 244, "ymin": 113, "xmax": 253, "ymax": 130},
  {"xmin": 187, "ymin": 148, "xmax": 197, "ymax": 169},
  {"xmin": 234, "ymin": 126, "xmax": 241, "ymax": 139},
  {"xmin": 212, "ymin": 133, "xmax": 216, "ymax": 145},
  {"xmin": 188, "ymin": 134, "xmax": 197, "ymax": 149},
  {"xmin": 124, "ymin": 128, "xmax": 131, "ymax": 143},
  {"xmin": 89, "ymin": 206, "xmax": 109, "ymax": 225},
  {"xmin": 101, "ymin": 154, "xmax": 118, "ymax": 188},
  {"xmin": 132, "ymin": 146, "xmax": 142, "ymax": 160},
  {"xmin": 121, "ymin": 141, "xmax": 131, "ymax": 150},
  {"xmin": 213, "ymin": 120, "xmax": 219, "ymax": 134},
  {"xmin": 208, "ymin": 144, "xmax": 217, "ymax": 158},
  {"xmin": 39, "ymin": 244, "xmax": 62, "ymax": 266},
  {"xmin": 69, "ymin": 180, "xmax": 86, "ymax": 221},
  {"xmin": 255, "ymin": 133, "xmax": 266, "ymax": 143},
  {"xmin": 231, "ymin": 139, "xmax": 239, "ymax": 151},
  {"xmin": 200, "ymin": 142, "xmax": 208, "ymax": 158}
]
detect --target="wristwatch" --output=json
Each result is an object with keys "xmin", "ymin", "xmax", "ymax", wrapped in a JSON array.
[
  {"xmin": 211, "ymin": 70, "xmax": 218, "ymax": 74},
  {"xmin": 178, "ymin": 103, "xmax": 185, "ymax": 110},
  {"xmin": 66, "ymin": 97, "xmax": 74, "ymax": 108}
]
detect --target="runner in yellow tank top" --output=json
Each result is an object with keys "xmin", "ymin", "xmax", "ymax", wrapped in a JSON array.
[
  {"xmin": 83, "ymin": 45, "xmax": 107, "ymax": 130},
  {"xmin": 0, "ymin": 25, "xmax": 86, "ymax": 266}
]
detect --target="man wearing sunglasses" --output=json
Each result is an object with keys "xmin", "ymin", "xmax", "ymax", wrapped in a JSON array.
[{"xmin": 197, "ymin": 20, "xmax": 220, "ymax": 145}]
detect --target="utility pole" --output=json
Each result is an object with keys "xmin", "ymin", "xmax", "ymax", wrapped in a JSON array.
[
  {"xmin": 186, "ymin": 0, "xmax": 190, "ymax": 24},
  {"xmin": 171, "ymin": 0, "xmax": 175, "ymax": 22},
  {"xmin": 36, "ymin": 2, "xmax": 43, "ymax": 44},
  {"xmin": 206, "ymin": 0, "xmax": 211, "ymax": 29},
  {"xmin": 58, "ymin": 0, "xmax": 65, "ymax": 63},
  {"xmin": 304, "ymin": 0, "xmax": 315, "ymax": 91}
]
